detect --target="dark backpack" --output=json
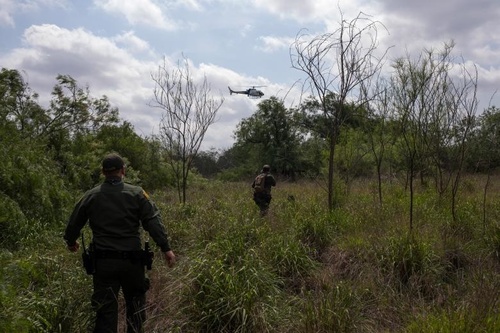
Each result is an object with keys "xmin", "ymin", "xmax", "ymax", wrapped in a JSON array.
[{"xmin": 253, "ymin": 173, "xmax": 266, "ymax": 192}]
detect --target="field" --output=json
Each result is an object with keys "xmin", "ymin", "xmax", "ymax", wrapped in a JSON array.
[{"xmin": 1, "ymin": 176, "xmax": 500, "ymax": 332}]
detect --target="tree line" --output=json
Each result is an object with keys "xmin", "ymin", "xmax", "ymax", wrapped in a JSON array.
[{"xmin": 1, "ymin": 31, "xmax": 499, "ymax": 249}]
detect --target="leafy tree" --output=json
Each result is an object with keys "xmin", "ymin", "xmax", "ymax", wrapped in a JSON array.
[
  {"xmin": 295, "ymin": 137, "xmax": 325, "ymax": 178},
  {"xmin": 467, "ymin": 106, "xmax": 500, "ymax": 172},
  {"xmin": 47, "ymin": 75, "xmax": 119, "ymax": 150},
  {"xmin": 296, "ymin": 94, "xmax": 370, "ymax": 189},
  {"xmin": 336, "ymin": 127, "xmax": 372, "ymax": 187},
  {"xmin": 0, "ymin": 68, "xmax": 45, "ymax": 140},
  {"xmin": 45, "ymin": 75, "xmax": 130, "ymax": 192},
  {"xmin": 192, "ymin": 149, "xmax": 221, "ymax": 178},
  {"xmin": 0, "ymin": 69, "xmax": 73, "ymax": 248},
  {"xmin": 62, "ymin": 121, "xmax": 151, "ymax": 191},
  {"xmin": 234, "ymin": 97, "xmax": 304, "ymax": 179},
  {"xmin": 213, "ymin": 145, "xmax": 256, "ymax": 181},
  {"xmin": 466, "ymin": 106, "xmax": 500, "ymax": 231}
]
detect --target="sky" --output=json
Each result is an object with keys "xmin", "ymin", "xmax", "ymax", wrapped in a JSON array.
[{"xmin": 1, "ymin": 0, "xmax": 499, "ymax": 150}]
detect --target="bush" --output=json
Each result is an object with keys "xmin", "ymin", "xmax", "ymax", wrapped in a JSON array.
[
  {"xmin": 0, "ymin": 195, "xmax": 26, "ymax": 250},
  {"xmin": 186, "ymin": 252, "xmax": 283, "ymax": 332},
  {"xmin": 262, "ymin": 232, "xmax": 317, "ymax": 289},
  {"xmin": 301, "ymin": 282, "xmax": 367, "ymax": 333},
  {"xmin": 1, "ymin": 253, "xmax": 92, "ymax": 332},
  {"xmin": 378, "ymin": 233, "xmax": 438, "ymax": 286}
]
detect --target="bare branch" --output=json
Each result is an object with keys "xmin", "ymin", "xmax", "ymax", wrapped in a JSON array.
[{"xmin": 150, "ymin": 56, "xmax": 224, "ymax": 203}]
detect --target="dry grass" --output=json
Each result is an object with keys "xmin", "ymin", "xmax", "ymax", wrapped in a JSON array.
[{"xmin": 4, "ymin": 175, "xmax": 499, "ymax": 332}]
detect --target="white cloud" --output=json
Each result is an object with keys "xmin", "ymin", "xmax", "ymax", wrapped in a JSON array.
[
  {"xmin": 1, "ymin": 24, "xmax": 160, "ymax": 134},
  {"xmin": 0, "ymin": 0, "xmax": 15, "ymax": 27},
  {"xmin": 257, "ymin": 36, "xmax": 294, "ymax": 53},
  {"xmin": 113, "ymin": 31, "xmax": 153, "ymax": 54},
  {"xmin": 240, "ymin": 24, "xmax": 253, "ymax": 38},
  {"xmin": 253, "ymin": 0, "xmax": 325, "ymax": 22},
  {"xmin": 1, "ymin": 0, "xmax": 499, "ymax": 149},
  {"xmin": 0, "ymin": 23, "xmax": 282, "ymax": 148},
  {"xmin": 94, "ymin": 0, "xmax": 177, "ymax": 30},
  {"xmin": 251, "ymin": 0, "xmax": 376, "ymax": 27},
  {"xmin": 0, "ymin": 0, "xmax": 67, "ymax": 27},
  {"xmin": 176, "ymin": 0, "xmax": 203, "ymax": 11}
]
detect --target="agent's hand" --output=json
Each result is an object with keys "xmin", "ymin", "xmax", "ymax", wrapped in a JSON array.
[
  {"xmin": 163, "ymin": 250, "xmax": 176, "ymax": 268},
  {"xmin": 67, "ymin": 241, "xmax": 80, "ymax": 252}
]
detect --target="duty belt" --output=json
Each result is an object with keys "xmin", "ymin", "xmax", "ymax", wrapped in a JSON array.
[{"xmin": 94, "ymin": 250, "xmax": 143, "ymax": 260}]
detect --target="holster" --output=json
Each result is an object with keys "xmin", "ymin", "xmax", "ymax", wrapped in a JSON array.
[
  {"xmin": 82, "ymin": 243, "xmax": 95, "ymax": 275},
  {"xmin": 143, "ymin": 241, "xmax": 154, "ymax": 270}
]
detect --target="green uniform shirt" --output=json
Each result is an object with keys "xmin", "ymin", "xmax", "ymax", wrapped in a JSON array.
[
  {"xmin": 64, "ymin": 178, "xmax": 171, "ymax": 252},
  {"xmin": 252, "ymin": 172, "xmax": 276, "ymax": 195}
]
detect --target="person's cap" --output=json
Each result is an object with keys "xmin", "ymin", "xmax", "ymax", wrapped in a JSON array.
[
  {"xmin": 262, "ymin": 164, "xmax": 270, "ymax": 171},
  {"xmin": 102, "ymin": 153, "xmax": 124, "ymax": 172}
]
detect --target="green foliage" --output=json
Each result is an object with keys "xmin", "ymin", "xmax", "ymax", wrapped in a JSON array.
[
  {"xmin": 486, "ymin": 222, "xmax": 500, "ymax": 261},
  {"xmin": 262, "ymin": 232, "xmax": 317, "ymax": 285},
  {"xmin": 217, "ymin": 166, "xmax": 254, "ymax": 181},
  {"xmin": 301, "ymin": 282, "xmax": 367, "ymax": 333},
  {"xmin": 0, "ymin": 195, "xmax": 26, "ymax": 249},
  {"xmin": 378, "ymin": 233, "xmax": 438, "ymax": 286},
  {"xmin": 191, "ymin": 149, "xmax": 221, "ymax": 178},
  {"xmin": 336, "ymin": 127, "xmax": 373, "ymax": 180},
  {"xmin": 406, "ymin": 310, "xmax": 500, "ymax": 333},
  {"xmin": 2, "ymin": 178, "xmax": 500, "ymax": 332},
  {"xmin": 233, "ymin": 97, "xmax": 307, "ymax": 177},
  {"xmin": 0, "ymin": 140, "xmax": 71, "ymax": 250},
  {"xmin": 1, "ymin": 252, "xmax": 92, "ymax": 332},
  {"xmin": 186, "ymin": 246, "xmax": 283, "ymax": 332},
  {"xmin": 2, "ymin": 65, "xmax": 500, "ymax": 332},
  {"xmin": 296, "ymin": 213, "xmax": 336, "ymax": 259},
  {"xmin": 466, "ymin": 106, "xmax": 500, "ymax": 172}
]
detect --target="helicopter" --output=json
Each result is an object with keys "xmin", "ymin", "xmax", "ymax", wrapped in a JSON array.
[{"xmin": 228, "ymin": 86, "xmax": 265, "ymax": 98}]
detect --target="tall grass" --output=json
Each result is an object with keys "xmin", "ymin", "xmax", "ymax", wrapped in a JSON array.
[{"xmin": 1, "ymin": 176, "xmax": 499, "ymax": 332}]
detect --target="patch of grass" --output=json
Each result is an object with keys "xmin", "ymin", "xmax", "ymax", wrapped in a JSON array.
[
  {"xmin": 185, "ymin": 251, "xmax": 283, "ymax": 332},
  {"xmin": 1, "ymin": 252, "xmax": 92, "ymax": 332},
  {"xmin": 3, "ymin": 176, "xmax": 500, "ymax": 332},
  {"xmin": 262, "ymin": 231, "xmax": 318, "ymax": 291},
  {"xmin": 300, "ymin": 282, "xmax": 372, "ymax": 333}
]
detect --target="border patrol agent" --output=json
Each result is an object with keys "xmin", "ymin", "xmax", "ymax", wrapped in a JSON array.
[
  {"xmin": 251, "ymin": 164, "xmax": 276, "ymax": 216},
  {"xmin": 64, "ymin": 153, "xmax": 176, "ymax": 333}
]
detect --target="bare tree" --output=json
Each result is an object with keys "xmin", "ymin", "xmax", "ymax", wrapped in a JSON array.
[
  {"xmin": 150, "ymin": 57, "xmax": 224, "ymax": 203},
  {"xmin": 290, "ymin": 10, "xmax": 388, "ymax": 211},
  {"xmin": 366, "ymin": 78, "xmax": 395, "ymax": 207},
  {"xmin": 390, "ymin": 54, "xmax": 430, "ymax": 232},
  {"xmin": 391, "ymin": 42, "xmax": 478, "ymax": 229}
]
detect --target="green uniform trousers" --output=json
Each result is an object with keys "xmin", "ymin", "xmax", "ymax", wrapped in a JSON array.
[
  {"xmin": 92, "ymin": 258, "xmax": 149, "ymax": 333},
  {"xmin": 253, "ymin": 192, "xmax": 272, "ymax": 216}
]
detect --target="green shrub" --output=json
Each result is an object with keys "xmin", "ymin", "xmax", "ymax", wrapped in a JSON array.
[
  {"xmin": 301, "ymin": 282, "xmax": 366, "ymax": 333},
  {"xmin": 405, "ymin": 308, "xmax": 500, "ymax": 333},
  {"xmin": 1, "ymin": 253, "xmax": 92, "ymax": 332},
  {"xmin": 485, "ymin": 222, "xmax": 500, "ymax": 261},
  {"xmin": 296, "ymin": 211, "xmax": 337, "ymax": 258},
  {"xmin": 262, "ymin": 232, "xmax": 317, "ymax": 288},
  {"xmin": 2, "ymin": 176, "xmax": 500, "ymax": 332},
  {"xmin": 0, "ymin": 195, "xmax": 27, "ymax": 250},
  {"xmin": 186, "ymin": 252, "xmax": 282, "ymax": 333},
  {"xmin": 378, "ymin": 233, "xmax": 438, "ymax": 286}
]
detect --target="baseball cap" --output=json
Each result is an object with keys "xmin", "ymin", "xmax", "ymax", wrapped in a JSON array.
[{"xmin": 102, "ymin": 153, "xmax": 125, "ymax": 172}]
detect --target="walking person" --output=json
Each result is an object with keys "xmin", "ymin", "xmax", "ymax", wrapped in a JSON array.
[
  {"xmin": 64, "ymin": 153, "xmax": 176, "ymax": 333},
  {"xmin": 251, "ymin": 164, "xmax": 276, "ymax": 216}
]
